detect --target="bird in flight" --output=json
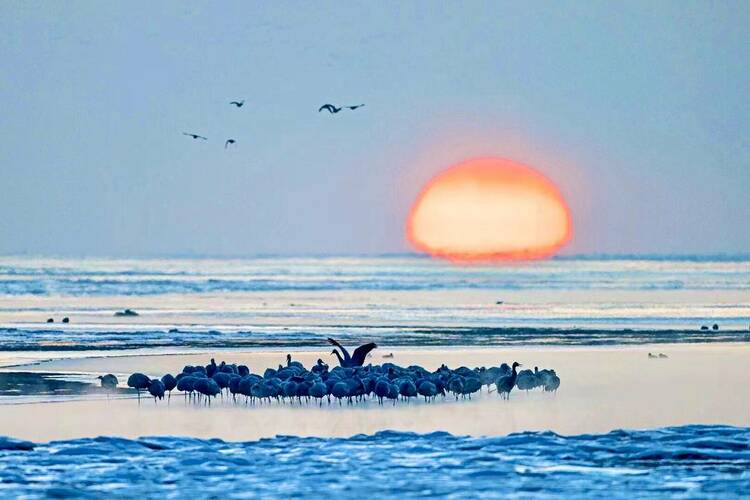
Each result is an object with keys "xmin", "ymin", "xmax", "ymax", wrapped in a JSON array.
[
  {"xmin": 225, "ymin": 139, "xmax": 236, "ymax": 149},
  {"xmin": 346, "ymin": 104, "xmax": 365, "ymax": 110},
  {"xmin": 183, "ymin": 132, "xmax": 207, "ymax": 140},
  {"xmin": 230, "ymin": 100, "xmax": 245, "ymax": 108},
  {"xmin": 318, "ymin": 104, "xmax": 342, "ymax": 114}
]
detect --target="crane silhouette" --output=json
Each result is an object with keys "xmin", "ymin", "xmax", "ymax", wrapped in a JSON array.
[
  {"xmin": 327, "ymin": 337, "xmax": 377, "ymax": 367},
  {"xmin": 319, "ymin": 104, "xmax": 342, "ymax": 114},
  {"xmin": 183, "ymin": 132, "xmax": 207, "ymax": 140}
]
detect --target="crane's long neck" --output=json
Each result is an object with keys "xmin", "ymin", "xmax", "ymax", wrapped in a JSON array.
[{"xmin": 333, "ymin": 350, "xmax": 346, "ymax": 367}]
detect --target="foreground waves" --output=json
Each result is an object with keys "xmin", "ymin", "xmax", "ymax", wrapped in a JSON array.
[{"xmin": 0, "ymin": 425, "xmax": 748, "ymax": 498}]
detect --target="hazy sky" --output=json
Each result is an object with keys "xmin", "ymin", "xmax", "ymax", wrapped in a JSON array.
[{"xmin": 1, "ymin": 2, "xmax": 748, "ymax": 257}]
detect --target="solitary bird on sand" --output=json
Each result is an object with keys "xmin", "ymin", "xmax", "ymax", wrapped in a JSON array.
[
  {"xmin": 229, "ymin": 100, "xmax": 245, "ymax": 107},
  {"xmin": 225, "ymin": 139, "xmax": 236, "ymax": 149},
  {"xmin": 97, "ymin": 374, "xmax": 119, "ymax": 391},
  {"xmin": 495, "ymin": 362, "xmax": 521, "ymax": 400},
  {"xmin": 327, "ymin": 337, "xmax": 377, "ymax": 368},
  {"xmin": 183, "ymin": 132, "xmax": 207, "ymax": 140},
  {"xmin": 318, "ymin": 104, "xmax": 342, "ymax": 114}
]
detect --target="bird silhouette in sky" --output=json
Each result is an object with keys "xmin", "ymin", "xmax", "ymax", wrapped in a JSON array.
[
  {"xmin": 319, "ymin": 104, "xmax": 342, "ymax": 114},
  {"xmin": 229, "ymin": 100, "xmax": 245, "ymax": 108},
  {"xmin": 225, "ymin": 139, "xmax": 236, "ymax": 149},
  {"xmin": 183, "ymin": 132, "xmax": 207, "ymax": 140},
  {"xmin": 346, "ymin": 104, "xmax": 365, "ymax": 110}
]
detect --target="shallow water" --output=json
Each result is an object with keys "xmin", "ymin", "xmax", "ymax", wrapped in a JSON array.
[
  {"xmin": 1, "ymin": 325, "xmax": 748, "ymax": 351},
  {"xmin": 0, "ymin": 425, "xmax": 748, "ymax": 498}
]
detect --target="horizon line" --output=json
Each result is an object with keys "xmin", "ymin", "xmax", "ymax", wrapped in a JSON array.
[{"xmin": 0, "ymin": 252, "xmax": 749, "ymax": 262}]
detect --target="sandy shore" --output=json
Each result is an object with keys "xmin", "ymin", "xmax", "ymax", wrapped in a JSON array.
[{"xmin": 1, "ymin": 343, "xmax": 749, "ymax": 442}]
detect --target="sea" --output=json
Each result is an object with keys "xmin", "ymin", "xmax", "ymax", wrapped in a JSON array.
[
  {"xmin": 0, "ymin": 255, "xmax": 749, "ymax": 351},
  {"xmin": 1, "ymin": 255, "xmax": 749, "ymax": 497}
]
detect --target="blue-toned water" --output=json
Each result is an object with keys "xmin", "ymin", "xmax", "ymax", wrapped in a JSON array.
[
  {"xmin": 1, "ymin": 255, "xmax": 749, "ymax": 350},
  {"xmin": 0, "ymin": 425, "xmax": 748, "ymax": 498},
  {"xmin": 2, "ymin": 255, "xmax": 750, "ymax": 295}
]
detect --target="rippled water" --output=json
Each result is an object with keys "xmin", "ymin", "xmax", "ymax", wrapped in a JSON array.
[
  {"xmin": 1, "ymin": 325, "xmax": 749, "ymax": 351},
  {"xmin": 0, "ymin": 425, "xmax": 748, "ymax": 498},
  {"xmin": 2, "ymin": 256, "xmax": 750, "ymax": 351},
  {"xmin": 2, "ymin": 255, "xmax": 750, "ymax": 295}
]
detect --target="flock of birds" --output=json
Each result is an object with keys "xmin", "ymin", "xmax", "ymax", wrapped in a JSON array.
[
  {"xmin": 99, "ymin": 339, "xmax": 561, "ymax": 406},
  {"xmin": 181, "ymin": 99, "xmax": 364, "ymax": 149}
]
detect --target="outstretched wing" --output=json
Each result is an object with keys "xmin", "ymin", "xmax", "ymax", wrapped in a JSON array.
[
  {"xmin": 347, "ymin": 104, "xmax": 365, "ymax": 110},
  {"xmin": 327, "ymin": 337, "xmax": 350, "ymax": 361},
  {"xmin": 351, "ymin": 342, "xmax": 377, "ymax": 366},
  {"xmin": 319, "ymin": 104, "xmax": 335, "ymax": 113},
  {"xmin": 183, "ymin": 132, "xmax": 207, "ymax": 140}
]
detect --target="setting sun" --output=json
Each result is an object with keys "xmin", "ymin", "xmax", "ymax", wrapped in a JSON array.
[{"xmin": 407, "ymin": 158, "xmax": 572, "ymax": 262}]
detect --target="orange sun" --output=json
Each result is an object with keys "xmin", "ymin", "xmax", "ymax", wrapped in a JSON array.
[{"xmin": 406, "ymin": 158, "xmax": 572, "ymax": 262}]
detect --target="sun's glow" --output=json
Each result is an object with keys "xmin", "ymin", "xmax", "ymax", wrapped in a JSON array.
[{"xmin": 406, "ymin": 158, "xmax": 572, "ymax": 262}]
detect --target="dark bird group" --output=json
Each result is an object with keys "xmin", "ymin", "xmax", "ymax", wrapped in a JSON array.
[
  {"xmin": 182, "ymin": 98, "xmax": 365, "ymax": 148},
  {"xmin": 648, "ymin": 352, "xmax": 668, "ymax": 359},
  {"xmin": 318, "ymin": 103, "xmax": 365, "ymax": 114},
  {"xmin": 182, "ymin": 99, "xmax": 245, "ymax": 148},
  {"xmin": 109, "ymin": 339, "xmax": 560, "ymax": 406},
  {"xmin": 45, "ymin": 317, "xmax": 70, "ymax": 323},
  {"xmin": 509, "ymin": 365, "xmax": 561, "ymax": 395}
]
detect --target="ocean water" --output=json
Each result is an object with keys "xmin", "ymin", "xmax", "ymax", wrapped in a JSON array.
[
  {"xmin": 1, "ymin": 255, "xmax": 750, "ymax": 350},
  {"xmin": 0, "ymin": 425, "xmax": 747, "ymax": 498},
  {"xmin": 2, "ymin": 255, "xmax": 750, "ymax": 295}
]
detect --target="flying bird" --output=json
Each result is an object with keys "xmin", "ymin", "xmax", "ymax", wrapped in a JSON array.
[
  {"xmin": 225, "ymin": 139, "xmax": 236, "ymax": 149},
  {"xmin": 318, "ymin": 104, "xmax": 342, "ymax": 114},
  {"xmin": 183, "ymin": 132, "xmax": 207, "ymax": 140},
  {"xmin": 230, "ymin": 100, "xmax": 245, "ymax": 107},
  {"xmin": 346, "ymin": 104, "xmax": 365, "ymax": 110}
]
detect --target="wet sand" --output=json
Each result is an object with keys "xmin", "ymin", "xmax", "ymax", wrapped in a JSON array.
[{"xmin": 1, "ymin": 343, "xmax": 749, "ymax": 443}]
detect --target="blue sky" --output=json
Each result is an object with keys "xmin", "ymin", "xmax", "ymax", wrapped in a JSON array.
[{"xmin": 1, "ymin": 2, "xmax": 748, "ymax": 256}]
